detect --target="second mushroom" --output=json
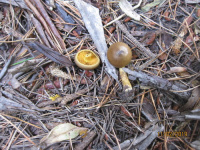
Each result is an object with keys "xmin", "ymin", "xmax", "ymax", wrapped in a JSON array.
[{"xmin": 107, "ymin": 42, "xmax": 133, "ymax": 92}]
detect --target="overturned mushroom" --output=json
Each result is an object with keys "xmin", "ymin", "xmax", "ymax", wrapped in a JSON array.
[{"xmin": 75, "ymin": 49, "xmax": 100, "ymax": 70}]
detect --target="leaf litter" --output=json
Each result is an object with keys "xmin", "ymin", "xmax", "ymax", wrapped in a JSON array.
[{"xmin": 0, "ymin": 0, "xmax": 200, "ymax": 150}]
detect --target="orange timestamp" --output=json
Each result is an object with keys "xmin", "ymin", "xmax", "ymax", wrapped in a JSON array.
[{"xmin": 158, "ymin": 131, "xmax": 188, "ymax": 137}]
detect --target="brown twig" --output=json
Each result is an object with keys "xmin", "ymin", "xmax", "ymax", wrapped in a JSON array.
[
  {"xmin": 29, "ymin": 13, "xmax": 51, "ymax": 47},
  {"xmin": 33, "ymin": 0, "xmax": 66, "ymax": 49}
]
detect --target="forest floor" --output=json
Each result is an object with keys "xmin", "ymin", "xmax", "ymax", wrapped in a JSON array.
[{"xmin": 0, "ymin": 0, "xmax": 200, "ymax": 150}]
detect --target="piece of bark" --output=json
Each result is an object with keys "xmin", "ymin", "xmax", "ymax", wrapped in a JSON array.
[
  {"xmin": 135, "ymin": 124, "xmax": 164, "ymax": 150},
  {"xmin": 130, "ymin": 30, "xmax": 149, "ymax": 36},
  {"xmin": 123, "ymin": 68, "xmax": 191, "ymax": 104}
]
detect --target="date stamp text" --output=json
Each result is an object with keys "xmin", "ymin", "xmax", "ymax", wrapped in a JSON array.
[{"xmin": 158, "ymin": 131, "xmax": 187, "ymax": 137}]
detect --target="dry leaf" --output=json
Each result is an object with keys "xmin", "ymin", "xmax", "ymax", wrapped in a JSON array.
[
  {"xmin": 49, "ymin": 94, "xmax": 60, "ymax": 101},
  {"xmin": 142, "ymin": 0, "xmax": 166, "ymax": 12},
  {"xmin": 119, "ymin": 0, "xmax": 141, "ymax": 21},
  {"xmin": 194, "ymin": 23, "xmax": 200, "ymax": 35},
  {"xmin": 79, "ymin": 129, "xmax": 88, "ymax": 138},
  {"xmin": 40, "ymin": 123, "xmax": 88, "ymax": 148},
  {"xmin": 85, "ymin": 70, "xmax": 93, "ymax": 77},
  {"xmin": 10, "ymin": 75, "xmax": 21, "ymax": 89},
  {"xmin": 197, "ymin": 8, "xmax": 200, "ymax": 17}
]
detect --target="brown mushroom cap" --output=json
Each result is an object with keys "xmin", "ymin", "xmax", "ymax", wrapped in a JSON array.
[
  {"xmin": 75, "ymin": 49, "xmax": 100, "ymax": 70},
  {"xmin": 107, "ymin": 42, "xmax": 132, "ymax": 68}
]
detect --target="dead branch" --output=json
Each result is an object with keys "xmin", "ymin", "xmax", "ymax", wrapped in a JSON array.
[{"xmin": 123, "ymin": 68, "xmax": 191, "ymax": 103}]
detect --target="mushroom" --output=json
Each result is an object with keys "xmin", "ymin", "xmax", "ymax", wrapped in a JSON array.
[
  {"xmin": 107, "ymin": 42, "xmax": 132, "ymax": 68},
  {"xmin": 75, "ymin": 49, "xmax": 100, "ymax": 70},
  {"xmin": 107, "ymin": 42, "xmax": 132, "ymax": 91}
]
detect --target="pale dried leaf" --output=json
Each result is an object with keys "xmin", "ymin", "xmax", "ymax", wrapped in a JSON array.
[
  {"xmin": 119, "ymin": 0, "xmax": 140, "ymax": 21},
  {"xmin": 40, "ymin": 123, "xmax": 88, "ymax": 148}
]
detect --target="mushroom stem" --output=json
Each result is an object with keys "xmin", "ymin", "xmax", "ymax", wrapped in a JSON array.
[{"xmin": 119, "ymin": 68, "xmax": 132, "ymax": 92}]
